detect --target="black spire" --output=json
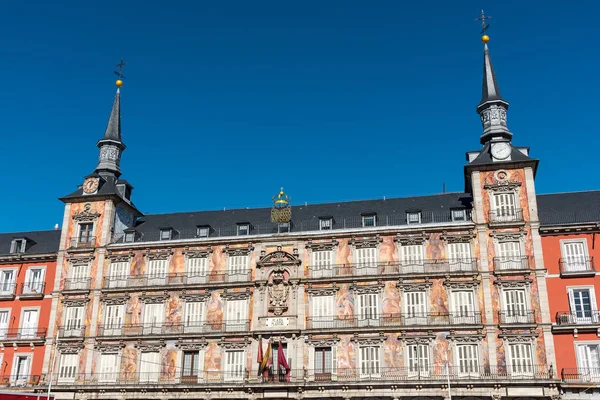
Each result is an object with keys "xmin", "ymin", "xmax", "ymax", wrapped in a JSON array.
[{"xmin": 95, "ymin": 87, "xmax": 126, "ymax": 178}]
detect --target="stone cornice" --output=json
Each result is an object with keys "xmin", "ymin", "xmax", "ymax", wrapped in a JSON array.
[
  {"xmin": 100, "ymin": 294, "xmax": 130, "ymax": 305},
  {"xmin": 139, "ymin": 291, "xmax": 170, "ymax": 303},
  {"xmin": 67, "ymin": 255, "xmax": 95, "ymax": 265},
  {"xmin": 498, "ymin": 330, "xmax": 539, "ymax": 342},
  {"xmin": 490, "ymin": 228, "xmax": 525, "ymax": 241},
  {"xmin": 106, "ymin": 251, "xmax": 134, "ymax": 263},
  {"xmin": 351, "ymin": 333, "xmax": 386, "ymax": 345},
  {"xmin": 63, "ymin": 297, "xmax": 90, "ymax": 307},
  {"xmin": 305, "ymin": 239, "xmax": 339, "ymax": 251},
  {"xmin": 176, "ymin": 340, "xmax": 208, "ymax": 351},
  {"xmin": 183, "ymin": 246, "xmax": 213, "ymax": 258},
  {"xmin": 397, "ymin": 278, "xmax": 432, "ymax": 291},
  {"xmin": 306, "ymin": 283, "xmax": 339, "ymax": 296},
  {"xmin": 443, "ymin": 277, "xmax": 480, "ymax": 289},
  {"xmin": 135, "ymin": 340, "xmax": 165, "ymax": 352},
  {"xmin": 483, "ymin": 178, "xmax": 522, "ymax": 192},
  {"xmin": 394, "ymin": 233, "xmax": 428, "ymax": 246},
  {"xmin": 350, "ymin": 281, "xmax": 384, "ymax": 295},
  {"xmin": 145, "ymin": 249, "xmax": 173, "ymax": 261},
  {"xmin": 350, "ymin": 235, "xmax": 382, "ymax": 249},
  {"xmin": 96, "ymin": 341, "xmax": 126, "ymax": 353},
  {"xmin": 221, "ymin": 288, "xmax": 252, "ymax": 300},
  {"xmin": 180, "ymin": 291, "xmax": 210, "ymax": 302},
  {"xmin": 306, "ymin": 334, "xmax": 340, "ymax": 347},
  {"xmin": 219, "ymin": 338, "xmax": 251, "ymax": 349},
  {"xmin": 447, "ymin": 330, "xmax": 485, "ymax": 342},
  {"xmin": 58, "ymin": 342, "xmax": 85, "ymax": 353},
  {"xmin": 223, "ymin": 244, "xmax": 254, "ymax": 256},
  {"xmin": 397, "ymin": 333, "xmax": 435, "ymax": 344},
  {"xmin": 440, "ymin": 231, "xmax": 476, "ymax": 244},
  {"xmin": 0, "ymin": 253, "xmax": 57, "ymax": 264},
  {"xmin": 493, "ymin": 276, "xmax": 532, "ymax": 288},
  {"xmin": 72, "ymin": 203, "xmax": 101, "ymax": 222}
]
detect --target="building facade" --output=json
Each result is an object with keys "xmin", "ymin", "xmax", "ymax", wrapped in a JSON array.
[{"xmin": 0, "ymin": 230, "xmax": 59, "ymax": 390}]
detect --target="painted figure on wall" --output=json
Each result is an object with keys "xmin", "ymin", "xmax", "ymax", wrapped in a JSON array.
[
  {"xmin": 131, "ymin": 252, "xmax": 144, "ymax": 276},
  {"xmin": 427, "ymin": 233, "xmax": 444, "ymax": 260},
  {"xmin": 382, "ymin": 282, "xmax": 400, "ymax": 315},
  {"xmin": 126, "ymin": 295, "xmax": 142, "ymax": 326},
  {"xmin": 209, "ymin": 246, "xmax": 225, "ymax": 281},
  {"xmin": 380, "ymin": 236, "xmax": 398, "ymax": 273},
  {"xmin": 161, "ymin": 349, "xmax": 178, "ymax": 381},
  {"xmin": 429, "ymin": 279, "xmax": 448, "ymax": 320},
  {"xmin": 337, "ymin": 337, "xmax": 355, "ymax": 372},
  {"xmin": 433, "ymin": 333, "xmax": 449, "ymax": 368},
  {"xmin": 205, "ymin": 342, "xmax": 222, "ymax": 376},
  {"xmin": 336, "ymin": 284, "xmax": 354, "ymax": 321},
  {"xmin": 165, "ymin": 295, "xmax": 182, "ymax": 329},
  {"xmin": 121, "ymin": 347, "xmax": 138, "ymax": 381},
  {"xmin": 384, "ymin": 336, "xmax": 403, "ymax": 371},
  {"xmin": 206, "ymin": 292, "xmax": 223, "ymax": 329},
  {"xmin": 336, "ymin": 239, "xmax": 351, "ymax": 274}
]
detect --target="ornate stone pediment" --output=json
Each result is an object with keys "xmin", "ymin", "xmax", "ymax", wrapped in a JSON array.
[
  {"xmin": 58, "ymin": 342, "xmax": 85, "ymax": 354},
  {"xmin": 101, "ymin": 294, "xmax": 130, "ymax": 305},
  {"xmin": 350, "ymin": 281, "xmax": 384, "ymax": 295},
  {"xmin": 180, "ymin": 291, "xmax": 209, "ymax": 302},
  {"xmin": 398, "ymin": 333, "xmax": 435, "ymax": 344},
  {"xmin": 221, "ymin": 288, "xmax": 252, "ymax": 300},
  {"xmin": 447, "ymin": 330, "xmax": 485, "ymax": 342},
  {"xmin": 183, "ymin": 247, "xmax": 213, "ymax": 258},
  {"xmin": 305, "ymin": 239, "xmax": 339, "ymax": 251},
  {"xmin": 394, "ymin": 233, "xmax": 428, "ymax": 246},
  {"xmin": 135, "ymin": 340, "xmax": 165, "ymax": 352},
  {"xmin": 351, "ymin": 333, "xmax": 386, "ymax": 345},
  {"xmin": 63, "ymin": 297, "xmax": 90, "ymax": 307},
  {"xmin": 306, "ymin": 283, "xmax": 339, "ymax": 296},
  {"xmin": 223, "ymin": 244, "xmax": 254, "ymax": 257},
  {"xmin": 490, "ymin": 228, "xmax": 525, "ymax": 241},
  {"xmin": 145, "ymin": 249, "xmax": 173, "ymax": 261},
  {"xmin": 219, "ymin": 338, "xmax": 250, "ymax": 349},
  {"xmin": 494, "ymin": 276, "xmax": 532, "ymax": 288},
  {"xmin": 440, "ymin": 231, "xmax": 476, "ymax": 244},
  {"xmin": 483, "ymin": 174, "xmax": 521, "ymax": 192},
  {"xmin": 176, "ymin": 340, "xmax": 208, "ymax": 351},
  {"xmin": 257, "ymin": 247, "xmax": 301, "ymax": 268},
  {"xmin": 443, "ymin": 277, "xmax": 479, "ymax": 289},
  {"xmin": 139, "ymin": 291, "xmax": 170, "ymax": 303},
  {"xmin": 306, "ymin": 334, "xmax": 340, "ymax": 347},
  {"xmin": 72, "ymin": 203, "xmax": 101, "ymax": 222},
  {"xmin": 498, "ymin": 330, "xmax": 538, "ymax": 342},
  {"xmin": 397, "ymin": 278, "xmax": 432, "ymax": 291},
  {"xmin": 68, "ymin": 255, "xmax": 94, "ymax": 265},
  {"xmin": 96, "ymin": 341, "xmax": 126, "ymax": 353},
  {"xmin": 105, "ymin": 251, "xmax": 134, "ymax": 263},
  {"xmin": 350, "ymin": 235, "xmax": 382, "ymax": 249}
]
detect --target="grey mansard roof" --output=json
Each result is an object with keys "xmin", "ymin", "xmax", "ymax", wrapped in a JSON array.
[
  {"xmin": 537, "ymin": 190, "xmax": 600, "ymax": 227},
  {"xmin": 0, "ymin": 230, "xmax": 60, "ymax": 256}
]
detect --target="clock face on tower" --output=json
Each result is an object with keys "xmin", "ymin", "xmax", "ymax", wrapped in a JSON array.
[
  {"xmin": 82, "ymin": 177, "xmax": 99, "ymax": 194},
  {"xmin": 491, "ymin": 142, "xmax": 511, "ymax": 160}
]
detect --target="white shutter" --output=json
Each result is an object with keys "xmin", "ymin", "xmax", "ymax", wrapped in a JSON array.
[
  {"xmin": 404, "ymin": 291, "xmax": 427, "ymax": 324},
  {"xmin": 493, "ymin": 193, "xmax": 516, "ymax": 219},
  {"xmin": 99, "ymin": 353, "xmax": 119, "ymax": 382},
  {"xmin": 355, "ymin": 248, "xmax": 378, "ymax": 275},
  {"xmin": 497, "ymin": 241, "xmax": 522, "ymax": 270},
  {"xmin": 104, "ymin": 305, "xmax": 124, "ymax": 335},
  {"xmin": 451, "ymin": 290, "xmax": 475, "ymax": 324},
  {"xmin": 578, "ymin": 344, "xmax": 600, "ymax": 376},
  {"xmin": 447, "ymin": 243, "xmax": 472, "ymax": 271},
  {"xmin": 69, "ymin": 264, "xmax": 89, "ymax": 290},
  {"xmin": 312, "ymin": 295, "xmax": 334, "ymax": 328},
  {"xmin": 359, "ymin": 346, "xmax": 381, "ymax": 377},
  {"xmin": 226, "ymin": 299, "xmax": 248, "ymax": 332},
  {"xmin": 59, "ymin": 353, "xmax": 78, "ymax": 382},
  {"xmin": 140, "ymin": 352, "xmax": 160, "ymax": 382},
  {"xmin": 400, "ymin": 245, "xmax": 425, "ymax": 273},
  {"xmin": 186, "ymin": 257, "xmax": 208, "ymax": 283},
  {"xmin": 224, "ymin": 350, "xmax": 245, "ymax": 382},
  {"xmin": 457, "ymin": 344, "xmax": 479, "ymax": 375},
  {"xmin": 22, "ymin": 309, "xmax": 39, "ymax": 338},
  {"xmin": 108, "ymin": 262, "xmax": 129, "ymax": 288},
  {"xmin": 503, "ymin": 289, "xmax": 527, "ymax": 323},
  {"xmin": 147, "ymin": 259, "xmax": 168, "ymax": 285},
  {"xmin": 25, "ymin": 268, "xmax": 45, "ymax": 293},
  {"xmin": 407, "ymin": 344, "xmax": 430, "ymax": 377},
  {"xmin": 312, "ymin": 251, "xmax": 333, "ymax": 278},
  {"xmin": 0, "ymin": 270, "xmax": 15, "ymax": 294},
  {"xmin": 65, "ymin": 307, "xmax": 83, "ymax": 335},
  {"xmin": 143, "ymin": 303, "xmax": 164, "ymax": 334},
  {"xmin": 562, "ymin": 241, "xmax": 588, "ymax": 272},
  {"xmin": 357, "ymin": 294, "xmax": 379, "ymax": 326},
  {"xmin": 227, "ymin": 256, "xmax": 248, "ymax": 282},
  {"xmin": 0, "ymin": 311, "xmax": 8, "ymax": 339},
  {"xmin": 509, "ymin": 343, "xmax": 533, "ymax": 376},
  {"xmin": 184, "ymin": 302, "xmax": 205, "ymax": 333}
]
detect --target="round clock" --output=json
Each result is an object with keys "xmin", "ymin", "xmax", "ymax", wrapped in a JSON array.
[
  {"xmin": 491, "ymin": 142, "xmax": 511, "ymax": 160},
  {"xmin": 82, "ymin": 177, "xmax": 99, "ymax": 194}
]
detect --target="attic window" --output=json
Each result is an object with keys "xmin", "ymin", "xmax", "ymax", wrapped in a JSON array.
[
  {"xmin": 319, "ymin": 218, "xmax": 332, "ymax": 231},
  {"xmin": 237, "ymin": 224, "xmax": 250, "ymax": 236},
  {"xmin": 10, "ymin": 239, "xmax": 27, "ymax": 254},
  {"xmin": 452, "ymin": 209, "xmax": 467, "ymax": 222},
  {"xmin": 159, "ymin": 228, "xmax": 173, "ymax": 241},
  {"xmin": 407, "ymin": 211, "xmax": 422, "ymax": 225},
  {"xmin": 362, "ymin": 214, "xmax": 376, "ymax": 228},
  {"xmin": 124, "ymin": 231, "xmax": 136, "ymax": 243},
  {"xmin": 196, "ymin": 226, "xmax": 210, "ymax": 238},
  {"xmin": 278, "ymin": 222, "xmax": 290, "ymax": 233}
]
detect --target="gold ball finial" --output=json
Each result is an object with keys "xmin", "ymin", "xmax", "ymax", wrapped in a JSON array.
[
  {"xmin": 116, "ymin": 79, "xmax": 123, "ymax": 88},
  {"xmin": 481, "ymin": 35, "xmax": 490, "ymax": 44}
]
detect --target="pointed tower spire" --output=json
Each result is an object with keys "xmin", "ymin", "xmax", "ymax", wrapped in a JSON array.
[
  {"xmin": 476, "ymin": 35, "xmax": 512, "ymax": 145},
  {"xmin": 95, "ymin": 60, "xmax": 127, "ymax": 178}
]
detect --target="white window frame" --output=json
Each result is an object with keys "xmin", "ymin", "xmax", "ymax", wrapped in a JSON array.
[
  {"xmin": 357, "ymin": 293, "xmax": 380, "ymax": 326},
  {"xmin": 495, "ymin": 240, "xmax": 524, "ymax": 271},
  {"xmin": 406, "ymin": 343, "xmax": 431, "ymax": 377},
  {"xmin": 358, "ymin": 345, "xmax": 381, "ymax": 378},
  {"xmin": 10, "ymin": 239, "xmax": 27, "ymax": 254},
  {"xmin": 63, "ymin": 306, "xmax": 84, "ymax": 337},
  {"xmin": 450, "ymin": 289, "xmax": 477, "ymax": 324},
  {"xmin": 0, "ymin": 308, "xmax": 10, "ymax": 339},
  {"xmin": 354, "ymin": 247, "xmax": 378, "ymax": 275},
  {"xmin": 311, "ymin": 295, "xmax": 335, "ymax": 328},
  {"xmin": 11, "ymin": 353, "xmax": 32, "ymax": 385},
  {"xmin": 575, "ymin": 341, "xmax": 600, "ymax": 381},
  {"xmin": 146, "ymin": 258, "xmax": 169, "ymax": 285},
  {"xmin": 311, "ymin": 249, "xmax": 334, "ymax": 278},
  {"xmin": 277, "ymin": 222, "xmax": 290, "ymax": 233},
  {"xmin": 196, "ymin": 226, "xmax": 210, "ymax": 238},
  {"xmin": 23, "ymin": 266, "xmax": 46, "ymax": 294},
  {"xmin": 223, "ymin": 349, "xmax": 245, "ymax": 382},
  {"xmin": 225, "ymin": 299, "xmax": 248, "ymax": 332},
  {"xmin": 507, "ymin": 342, "xmax": 534, "ymax": 377},
  {"xmin": 561, "ymin": 239, "xmax": 591, "ymax": 272},
  {"xmin": 103, "ymin": 304, "xmax": 124, "ymax": 336},
  {"xmin": 226, "ymin": 255, "xmax": 249, "ymax": 282},
  {"xmin": 98, "ymin": 352, "xmax": 120, "ymax": 383},
  {"xmin": 403, "ymin": 290, "xmax": 428, "ymax": 325},
  {"xmin": 107, "ymin": 261, "xmax": 129, "ymax": 288},
  {"xmin": 139, "ymin": 351, "xmax": 160, "ymax": 383},
  {"xmin": 398, "ymin": 244, "xmax": 426, "ymax": 273},
  {"xmin": 361, "ymin": 215, "xmax": 376, "ymax": 228},
  {"xmin": 567, "ymin": 286, "xmax": 598, "ymax": 324},
  {"xmin": 0, "ymin": 268, "xmax": 17, "ymax": 295},
  {"xmin": 455, "ymin": 343, "xmax": 480, "ymax": 376},
  {"xmin": 77, "ymin": 222, "xmax": 95, "ymax": 243},
  {"xmin": 20, "ymin": 308, "xmax": 39, "ymax": 339},
  {"xmin": 500, "ymin": 287, "xmax": 530, "ymax": 324},
  {"xmin": 186, "ymin": 256, "xmax": 209, "ymax": 284},
  {"xmin": 58, "ymin": 353, "xmax": 79, "ymax": 383},
  {"xmin": 451, "ymin": 209, "xmax": 467, "ymax": 222},
  {"xmin": 142, "ymin": 303, "xmax": 164, "ymax": 335},
  {"xmin": 407, "ymin": 212, "xmax": 422, "ymax": 225},
  {"xmin": 237, "ymin": 224, "xmax": 250, "ymax": 236},
  {"xmin": 319, "ymin": 218, "xmax": 332, "ymax": 231},
  {"xmin": 124, "ymin": 231, "xmax": 135, "ymax": 243},
  {"xmin": 183, "ymin": 301, "xmax": 205, "ymax": 333},
  {"xmin": 159, "ymin": 228, "xmax": 172, "ymax": 240},
  {"xmin": 68, "ymin": 263, "xmax": 90, "ymax": 290},
  {"xmin": 491, "ymin": 192, "xmax": 518, "ymax": 221}
]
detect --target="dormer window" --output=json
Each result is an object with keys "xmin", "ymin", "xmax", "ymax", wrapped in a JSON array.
[
  {"xmin": 237, "ymin": 224, "xmax": 250, "ymax": 236},
  {"xmin": 278, "ymin": 222, "xmax": 290, "ymax": 233},
  {"xmin": 160, "ymin": 228, "xmax": 173, "ymax": 241},
  {"xmin": 407, "ymin": 211, "xmax": 422, "ymax": 225},
  {"xmin": 10, "ymin": 239, "xmax": 27, "ymax": 254},
  {"xmin": 124, "ymin": 231, "xmax": 136, "ymax": 243},
  {"xmin": 362, "ymin": 214, "xmax": 376, "ymax": 228},
  {"xmin": 319, "ymin": 218, "xmax": 333, "ymax": 231},
  {"xmin": 452, "ymin": 209, "xmax": 467, "ymax": 222},
  {"xmin": 196, "ymin": 226, "xmax": 210, "ymax": 238}
]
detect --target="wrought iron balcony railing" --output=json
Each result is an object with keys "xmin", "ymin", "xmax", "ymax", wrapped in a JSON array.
[
  {"xmin": 103, "ymin": 271, "xmax": 252, "ymax": 289},
  {"xmin": 19, "ymin": 282, "xmax": 46, "ymax": 298},
  {"xmin": 0, "ymin": 374, "xmax": 41, "ymax": 386},
  {"xmin": 559, "ymin": 257, "xmax": 595, "ymax": 276},
  {"xmin": 488, "ymin": 208, "xmax": 524, "ymax": 224},
  {"xmin": 498, "ymin": 310, "xmax": 536, "ymax": 325},
  {"xmin": 0, "ymin": 283, "xmax": 16, "ymax": 298},
  {"xmin": 46, "ymin": 365, "xmax": 553, "ymax": 387},
  {"xmin": 562, "ymin": 367, "xmax": 600, "ymax": 383},
  {"xmin": 63, "ymin": 278, "xmax": 91, "ymax": 291},
  {"xmin": 0, "ymin": 327, "xmax": 47, "ymax": 341},
  {"xmin": 493, "ymin": 256, "xmax": 531, "ymax": 271},
  {"xmin": 307, "ymin": 312, "xmax": 482, "ymax": 329},
  {"xmin": 58, "ymin": 326, "xmax": 86, "ymax": 338},
  {"xmin": 69, "ymin": 236, "xmax": 96, "ymax": 249},
  {"xmin": 97, "ymin": 320, "xmax": 251, "ymax": 337},
  {"xmin": 308, "ymin": 258, "xmax": 478, "ymax": 279},
  {"xmin": 555, "ymin": 310, "xmax": 600, "ymax": 326}
]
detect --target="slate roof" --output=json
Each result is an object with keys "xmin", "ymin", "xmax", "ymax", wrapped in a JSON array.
[
  {"xmin": 537, "ymin": 191, "xmax": 600, "ymax": 226},
  {"xmin": 0, "ymin": 230, "xmax": 60, "ymax": 256}
]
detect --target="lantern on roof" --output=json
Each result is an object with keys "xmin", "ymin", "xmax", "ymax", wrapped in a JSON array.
[{"xmin": 271, "ymin": 187, "xmax": 291, "ymax": 223}]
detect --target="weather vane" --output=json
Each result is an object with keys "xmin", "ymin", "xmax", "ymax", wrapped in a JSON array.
[
  {"xmin": 114, "ymin": 59, "xmax": 126, "ymax": 88},
  {"xmin": 475, "ymin": 10, "xmax": 491, "ymax": 35}
]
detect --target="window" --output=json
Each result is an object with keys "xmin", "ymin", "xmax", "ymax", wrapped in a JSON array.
[
  {"xmin": 407, "ymin": 344, "xmax": 430, "ymax": 377},
  {"xmin": 0, "ymin": 310, "xmax": 8, "ymax": 339},
  {"xmin": 24, "ymin": 267, "xmax": 45, "ymax": 294},
  {"xmin": 64, "ymin": 307, "xmax": 83, "ymax": 337},
  {"xmin": 159, "ymin": 228, "xmax": 172, "ymax": 241},
  {"xmin": 492, "ymin": 193, "xmax": 516, "ymax": 220},
  {"xmin": 182, "ymin": 351, "xmax": 202, "ymax": 383},
  {"xmin": 58, "ymin": 353, "xmax": 78, "ymax": 382},
  {"xmin": 407, "ymin": 212, "xmax": 421, "ymax": 225},
  {"xmin": 497, "ymin": 241, "xmax": 522, "ymax": 270},
  {"xmin": 562, "ymin": 240, "xmax": 590, "ymax": 272},
  {"xmin": 271, "ymin": 343, "xmax": 291, "ymax": 381},
  {"xmin": 12, "ymin": 355, "xmax": 31, "ymax": 384},
  {"xmin": 508, "ymin": 343, "xmax": 534, "ymax": 376},
  {"xmin": 362, "ymin": 215, "xmax": 376, "ymax": 228},
  {"xmin": 311, "ymin": 250, "xmax": 334, "ymax": 278},
  {"xmin": 359, "ymin": 346, "xmax": 381, "ymax": 377},
  {"xmin": 569, "ymin": 288, "xmax": 597, "ymax": 324},
  {"xmin": 451, "ymin": 209, "xmax": 467, "ymax": 222},
  {"xmin": 319, "ymin": 218, "xmax": 332, "ymax": 231},
  {"xmin": 237, "ymin": 224, "xmax": 250, "ymax": 236},
  {"xmin": 124, "ymin": 231, "xmax": 135, "ymax": 243},
  {"xmin": 10, "ymin": 239, "xmax": 26, "ymax": 254},
  {"xmin": 224, "ymin": 350, "xmax": 245, "ymax": 382},
  {"xmin": 456, "ymin": 344, "xmax": 479, "ymax": 376},
  {"xmin": 312, "ymin": 295, "xmax": 334, "ymax": 328},
  {"xmin": 447, "ymin": 242, "xmax": 473, "ymax": 271},
  {"xmin": 21, "ymin": 309, "xmax": 39, "ymax": 338},
  {"xmin": 103, "ymin": 305, "xmax": 124, "ymax": 335},
  {"xmin": 196, "ymin": 226, "xmax": 210, "ymax": 238},
  {"xmin": 225, "ymin": 299, "xmax": 248, "ymax": 332},
  {"xmin": 315, "ymin": 347, "xmax": 334, "ymax": 380},
  {"xmin": 227, "ymin": 255, "xmax": 249, "ymax": 282},
  {"xmin": 277, "ymin": 222, "xmax": 290, "ymax": 233},
  {"xmin": 577, "ymin": 344, "xmax": 600, "ymax": 377},
  {"xmin": 147, "ymin": 259, "xmax": 168, "ymax": 285},
  {"xmin": 184, "ymin": 301, "xmax": 204, "ymax": 333},
  {"xmin": 78, "ymin": 223, "xmax": 94, "ymax": 243},
  {"xmin": 186, "ymin": 257, "xmax": 208, "ymax": 284},
  {"xmin": 143, "ymin": 303, "xmax": 164, "ymax": 334},
  {"xmin": 140, "ymin": 352, "xmax": 160, "ymax": 382},
  {"xmin": 107, "ymin": 261, "xmax": 129, "ymax": 288},
  {"xmin": 98, "ymin": 353, "xmax": 120, "ymax": 383},
  {"xmin": 502, "ymin": 289, "xmax": 528, "ymax": 323},
  {"xmin": 68, "ymin": 263, "xmax": 90, "ymax": 290},
  {"xmin": 354, "ymin": 247, "xmax": 378, "ymax": 275},
  {"xmin": 400, "ymin": 245, "xmax": 425, "ymax": 273},
  {"xmin": 451, "ymin": 290, "xmax": 476, "ymax": 324},
  {"xmin": 404, "ymin": 291, "xmax": 427, "ymax": 325},
  {"xmin": 357, "ymin": 293, "xmax": 379, "ymax": 326},
  {"xmin": 0, "ymin": 269, "xmax": 16, "ymax": 295}
]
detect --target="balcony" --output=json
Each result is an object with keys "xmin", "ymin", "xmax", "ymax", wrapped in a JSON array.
[
  {"xmin": 0, "ymin": 374, "xmax": 41, "ymax": 387},
  {"xmin": 488, "ymin": 209, "xmax": 524, "ymax": 225},
  {"xmin": 97, "ymin": 320, "xmax": 251, "ymax": 337},
  {"xmin": 19, "ymin": 282, "xmax": 46, "ymax": 299},
  {"xmin": 562, "ymin": 367, "xmax": 600, "ymax": 383},
  {"xmin": 559, "ymin": 257, "xmax": 595, "ymax": 277},
  {"xmin": 0, "ymin": 327, "xmax": 47, "ymax": 341},
  {"xmin": 554, "ymin": 311, "xmax": 600, "ymax": 333},
  {"xmin": 306, "ymin": 312, "xmax": 482, "ymax": 330},
  {"xmin": 493, "ymin": 256, "xmax": 531, "ymax": 273},
  {"xmin": 103, "ymin": 271, "xmax": 252, "ymax": 290},
  {"xmin": 59, "ymin": 326, "xmax": 86, "ymax": 338},
  {"xmin": 69, "ymin": 236, "xmax": 96, "ymax": 249},
  {"xmin": 498, "ymin": 310, "xmax": 536, "ymax": 327},
  {"xmin": 0, "ymin": 283, "xmax": 16, "ymax": 300},
  {"xmin": 63, "ymin": 278, "xmax": 91, "ymax": 293},
  {"xmin": 308, "ymin": 258, "xmax": 478, "ymax": 279}
]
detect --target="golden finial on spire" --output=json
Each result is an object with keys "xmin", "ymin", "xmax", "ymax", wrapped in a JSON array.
[
  {"xmin": 475, "ymin": 10, "xmax": 492, "ymax": 43},
  {"xmin": 114, "ymin": 59, "xmax": 126, "ymax": 88},
  {"xmin": 271, "ymin": 187, "xmax": 291, "ymax": 223},
  {"xmin": 273, "ymin": 187, "xmax": 290, "ymax": 207}
]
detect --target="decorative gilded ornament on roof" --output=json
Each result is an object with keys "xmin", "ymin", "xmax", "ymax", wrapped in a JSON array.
[{"xmin": 271, "ymin": 187, "xmax": 292, "ymax": 223}]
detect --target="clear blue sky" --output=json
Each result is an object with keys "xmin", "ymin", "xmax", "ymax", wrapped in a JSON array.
[{"xmin": 1, "ymin": 1, "xmax": 598, "ymax": 232}]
